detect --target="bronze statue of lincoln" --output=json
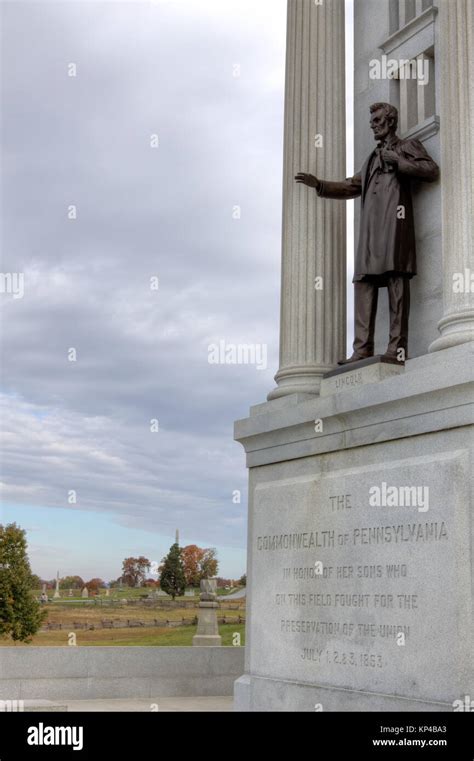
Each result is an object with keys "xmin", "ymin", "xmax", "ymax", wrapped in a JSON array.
[{"xmin": 296, "ymin": 102, "xmax": 439, "ymax": 365}]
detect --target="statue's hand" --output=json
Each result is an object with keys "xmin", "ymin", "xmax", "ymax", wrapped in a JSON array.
[
  {"xmin": 295, "ymin": 172, "xmax": 320, "ymax": 189},
  {"xmin": 381, "ymin": 149, "xmax": 399, "ymax": 166}
]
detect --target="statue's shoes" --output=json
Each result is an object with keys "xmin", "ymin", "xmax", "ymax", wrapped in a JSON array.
[
  {"xmin": 337, "ymin": 354, "xmax": 373, "ymax": 366},
  {"xmin": 381, "ymin": 352, "xmax": 406, "ymax": 364}
]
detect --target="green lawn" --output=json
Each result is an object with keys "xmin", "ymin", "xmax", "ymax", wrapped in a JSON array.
[
  {"xmin": 35, "ymin": 587, "xmax": 244, "ymax": 601},
  {"xmin": 0, "ymin": 623, "xmax": 245, "ymax": 647}
]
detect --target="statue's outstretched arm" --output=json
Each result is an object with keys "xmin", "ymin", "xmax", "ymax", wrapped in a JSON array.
[{"xmin": 295, "ymin": 172, "xmax": 362, "ymax": 199}]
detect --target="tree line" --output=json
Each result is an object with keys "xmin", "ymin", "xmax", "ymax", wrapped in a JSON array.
[{"xmin": 0, "ymin": 524, "xmax": 246, "ymax": 641}]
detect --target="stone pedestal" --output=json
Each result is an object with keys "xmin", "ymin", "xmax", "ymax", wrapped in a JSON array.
[
  {"xmin": 193, "ymin": 603, "xmax": 222, "ymax": 647},
  {"xmin": 320, "ymin": 356, "xmax": 404, "ymax": 397},
  {"xmin": 234, "ymin": 343, "xmax": 473, "ymax": 711},
  {"xmin": 193, "ymin": 579, "xmax": 222, "ymax": 647}
]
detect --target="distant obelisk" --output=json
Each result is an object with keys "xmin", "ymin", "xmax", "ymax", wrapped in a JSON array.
[
  {"xmin": 53, "ymin": 571, "xmax": 60, "ymax": 599},
  {"xmin": 175, "ymin": 529, "xmax": 179, "ymax": 545}
]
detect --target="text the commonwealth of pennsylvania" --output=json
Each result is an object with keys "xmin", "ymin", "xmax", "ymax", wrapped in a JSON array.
[{"xmin": 257, "ymin": 522, "xmax": 448, "ymax": 551}]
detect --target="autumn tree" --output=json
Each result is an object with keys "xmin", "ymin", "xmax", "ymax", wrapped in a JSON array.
[
  {"xmin": 216, "ymin": 578, "xmax": 232, "ymax": 588},
  {"xmin": 181, "ymin": 545, "xmax": 202, "ymax": 587},
  {"xmin": 200, "ymin": 548, "xmax": 218, "ymax": 580},
  {"xmin": 85, "ymin": 578, "xmax": 105, "ymax": 592},
  {"xmin": 180, "ymin": 545, "xmax": 219, "ymax": 587},
  {"xmin": 60, "ymin": 575, "xmax": 84, "ymax": 590},
  {"xmin": 0, "ymin": 523, "xmax": 46, "ymax": 642},
  {"xmin": 121, "ymin": 557, "xmax": 150, "ymax": 587},
  {"xmin": 159, "ymin": 544, "xmax": 186, "ymax": 600}
]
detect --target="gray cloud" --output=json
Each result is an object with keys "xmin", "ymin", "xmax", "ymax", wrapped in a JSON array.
[{"xmin": 0, "ymin": 0, "xmax": 288, "ymax": 568}]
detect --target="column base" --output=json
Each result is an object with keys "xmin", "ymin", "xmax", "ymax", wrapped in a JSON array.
[
  {"xmin": 267, "ymin": 364, "xmax": 335, "ymax": 401},
  {"xmin": 192, "ymin": 636, "xmax": 222, "ymax": 647},
  {"xmin": 429, "ymin": 311, "xmax": 474, "ymax": 352}
]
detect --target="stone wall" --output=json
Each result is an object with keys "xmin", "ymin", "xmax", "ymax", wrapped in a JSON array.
[{"xmin": 0, "ymin": 647, "xmax": 245, "ymax": 701}]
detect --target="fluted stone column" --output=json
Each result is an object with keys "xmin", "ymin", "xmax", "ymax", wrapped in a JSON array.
[
  {"xmin": 268, "ymin": 0, "xmax": 346, "ymax": 400},
  {"xmin": 429, "ymin": 0, "xmax": 474, "ymax": 353}
]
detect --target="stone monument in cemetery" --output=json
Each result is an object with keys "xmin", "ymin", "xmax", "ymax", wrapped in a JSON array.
[
  {"xmin": 81, "ymin": 586, "xmax": 89, "ymax": 599},
  {"xmin": 53, "ymin": 571, "xmax": 60, "ymax": 599},
  {"xmin": 234, "ymin": 0, "xmax": 473, "ymax": 712},
  {"xmin": 193, "ymin": 578, "xmax": 222, "ymax": 647}
]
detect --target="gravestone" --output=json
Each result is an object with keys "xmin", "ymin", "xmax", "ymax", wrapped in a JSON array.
[
  {"xmin": 148, "ymin": 589, "xmax": 167, "ymax": 599},
  {"xmin": 81, "ymin": 587, "xmax": 89, "ymax": 599}
]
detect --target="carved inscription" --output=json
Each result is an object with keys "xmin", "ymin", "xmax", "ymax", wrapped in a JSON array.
[{"xmin": 250, "ymin": 456, "xmax": 463, "ymax": 692}]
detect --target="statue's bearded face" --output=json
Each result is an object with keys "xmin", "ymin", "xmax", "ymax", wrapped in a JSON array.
[{"xmin": 370, "ymin": 109, "xmax": 393, "ymax": 142}]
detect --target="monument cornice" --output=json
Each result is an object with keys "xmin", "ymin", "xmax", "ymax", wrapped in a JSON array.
[
  {"xmin": 235, "ymin": 344, "xmax": 474, "ymax": 468},
  {"xmin": 379, "ymin": 7, "xmax": 438, "ymax": 56}
]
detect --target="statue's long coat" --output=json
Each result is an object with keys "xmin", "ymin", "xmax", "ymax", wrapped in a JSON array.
[{"xmin": 317, "ymin": 136, "xmax": 439, "ymax": 282}]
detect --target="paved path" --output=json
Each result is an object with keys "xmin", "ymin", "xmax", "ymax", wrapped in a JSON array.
[
  {"xmin": 224, "ymin": 587, "xmax": 246, "ymax": 599},
  {"xmin": 62, "ymin": 697, "xmax": 233, "ymax": 712}
]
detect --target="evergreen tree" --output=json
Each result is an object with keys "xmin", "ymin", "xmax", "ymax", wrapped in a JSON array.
[
  {"xmin": 0, "ymin": 523, "xmax": 46, "ymax": 642},
  {"xmin": 30, "ymin": 574, "xmax": 42, "ymax": 590},
  {"xmin": 159, "ymin": 543, "xmax": 186, "ymax": 600}
]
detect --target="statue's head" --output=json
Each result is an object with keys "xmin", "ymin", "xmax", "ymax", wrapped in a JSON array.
[{"xmin": 369, "ymin": 103, "xmax": 398, "ymax": 142}]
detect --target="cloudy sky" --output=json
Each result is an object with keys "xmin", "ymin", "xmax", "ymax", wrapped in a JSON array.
[{"xmin": 0, "ymin": 0, "xmax": 353, "ymax": 582}]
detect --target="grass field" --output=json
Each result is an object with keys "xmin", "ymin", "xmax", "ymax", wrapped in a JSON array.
[
  {"xmin": 0, "ymin": 623, "xmax": 245, "ymax": 647},
  {"xmin": 34, "ymin": 602, "xmax": 244, "ymax": 625},
  {"xmin": 34, "ymin": 587, "xmax": 243, "ymax": 601},
  {"xmin": 0, "ymin": 598, "xmax": 245, "ymax": 647}
]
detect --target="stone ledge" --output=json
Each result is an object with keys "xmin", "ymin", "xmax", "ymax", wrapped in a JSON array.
[
  {"xmin": 401, "ymin": 114, "xmax": 440, "ymax": 143},
  {"xmin": 0, "ymin": 647, "xmax": 245, "ymax": 701},
  {"xmin": 379, "ymin": 7, "xmax": 438, "ymax": 56},
  {"xmin": 235, "ymin": 344, "xmax": 474, "ymax": 467},
  {"xmin": 235, "ymin": 674, "xmax": 457, "ymax": 713},
  {"xmin": 321, "ymin": 356, "xmax": 404, "ymax": 398}
]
